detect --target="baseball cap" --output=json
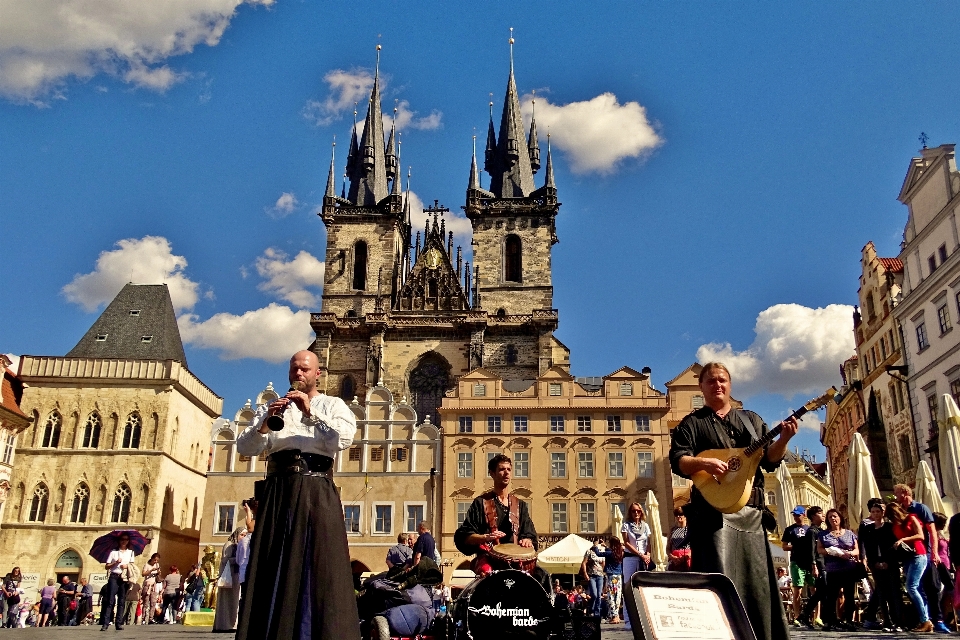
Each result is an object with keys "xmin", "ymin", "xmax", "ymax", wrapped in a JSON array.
[{"xmin": 792, "ymin": 505, "xmax": 806, "ymax": 516}]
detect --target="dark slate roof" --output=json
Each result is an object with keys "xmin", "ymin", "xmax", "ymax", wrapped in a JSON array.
[{"xmin": 66, "ymin": 284, "xmax": 188, "ymax": 366}]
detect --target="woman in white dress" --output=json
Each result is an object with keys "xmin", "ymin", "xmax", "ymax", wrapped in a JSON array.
[{"xmin": 620, "ymin": 503, "xmax": 652, "ymax": 630}]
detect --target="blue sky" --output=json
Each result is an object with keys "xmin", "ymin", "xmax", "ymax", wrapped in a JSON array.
[{"xmin": 2, "ymin": 1, "xmax": 959, "ymax": 462}]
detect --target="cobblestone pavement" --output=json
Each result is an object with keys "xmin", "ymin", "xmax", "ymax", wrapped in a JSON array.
[{"xmin": 599, "ymin": 622, "xmax": 938, "ymax": 639}]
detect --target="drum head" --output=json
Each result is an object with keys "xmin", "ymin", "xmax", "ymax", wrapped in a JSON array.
[
  {"xmin": 456, "ymin": 569, "xmax": 551, "ymax": 640},
  {"xmin": 490, "ymin": 543, "xmax": 538, "ymax": 561}
]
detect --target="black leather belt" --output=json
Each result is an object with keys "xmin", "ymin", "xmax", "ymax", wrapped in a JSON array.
[{"xmin": 267, "ymin": 450, "xmax": 334, "ymax": 477}]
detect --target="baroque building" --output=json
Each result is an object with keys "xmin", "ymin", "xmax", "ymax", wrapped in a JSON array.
[
  {"xmin": 0, "ymin": 284, "xmax": 222, "ymax": 593},
  {"xmin": 0, "ymin": 356, "xmax": 31, "ymax": 525},
  {"xmin": 821, "ymin": 356, "xmax": 868, "ymax": 520}
]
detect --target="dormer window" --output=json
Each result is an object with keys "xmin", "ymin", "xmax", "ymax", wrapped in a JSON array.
[
  {"xmin": 95, "ymin": 334, "xmax": 108, "ymax": 342},
  {"xmin": 129, "ymin": 310, "xmax": 141, "ymax": 317},
  {"xmin": 140, "ymin": 336, "xmax": 153, "ymax": 343}
]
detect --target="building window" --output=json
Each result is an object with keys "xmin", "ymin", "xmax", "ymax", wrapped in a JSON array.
[
  {"xmin": 577, "ymin": 416, "xmax": 592, "ymax": 433},
  {"xmin": 29, "ymin": 483, "xmax": 48, "ymax": 522},
  {"xmin": 928, "ymin": 394, "xmax": 939, "ymax": 434},
  {"xmin": 473, "ymin": 383, "xmax": 486, "ymax": 397},
  {"xmin": 373, "ymin": 504, "xmax": 392, "ymax": 534},
  {"xmin": 340, "ymin": 376, "xmax": 355, "ymax": 402},
  {"xmin": 1, "ymin": 434, "xmax": 14, "ymax": 465},
  {"xmin": 82, "ymin": 413, "xmax": 101, "ymax": 448},
  {"xmin": 608, "ymin": 452, "xmax": 624, "ymax": 478},
  {"xmin": 456, "ymin": 502, "xmax": 471, "ymax": 527},
  {"xmin": 880, "ymin": 336, "xmax": 888, "ymax": 360},
  {"xmin": 548, "ymin": 383, "xmax": 562, "ymax": 396},
  {"xmin": 611, "ymin": 502, "xmax": 627, "ymax": 523},
  {"xmin": 95, "ymin": 334, "xmax": 108, "ymax": 342},
  {"xmin": 929, "ymin": 255, "xmax": 938, "ymax": 274},
  {"xmin": 889, "ymin": 381, "xmax": 901, "ymax": 414},
  {"xmin": 140, "ymin": 335, "xmax": 153, "ymax": 343},
  {"xmin": 940, "ymin": 244, "xmax": 949, "ymax": 263},
  {"xmin": 578, "ymin": 452, "xmax": 594, "ymax": 478},
  {"xmin": 390, "ymin": 447, "xmax": 408, "ymax": 462},
  {"xmin": 619, "ymin": 382, "xmax": 633, "ymax": 396},
  {"xmin": 70, "ymin": 483, "xmax": 89, "ymax": 523},
  {"xmin": 505, "ymin": 344, "xmax": 518, "ymax": 365},
  {"xmin": 692, "ymin": 395, "xmax": 704, "ymax": 409},
  {"xmin": 504, "ymin": 234, "xmax": 522, "ymax": 282},
  {"xmin": 550, "ymin": 416, "xmax": 565, "ymax": 433},
  {"xmin": 353, "ymin": 240, "xmax": 368, "ymax": 290},
  {"xmin": 579, "ymin": 502, "xmax": 596, "ymax": 533},
  {"xmin": 121, "ymin": 413, "xmax": 142, "ymax": 449},
  {"xmin": 344, "ymin": 505, "xmax": 361, "ymax": 533},
  {"xmin": 487, "ymin": 416, "xmax": 502, "ymax": 433},
  {"xmin": 215, "ymin": 504, "xmax": 236, "ymax": 534},
  {"xmin": 348, "ymin": 446, "xmax": 361, "ymax": 461},
  {"xmin": 916, "ymin": 322, "xmax": 929, "ymax": 351},
  {"xmin": 952, "ymin": 378, "xmax": 960, "ymax": 406},
  {"xmin": 513, "ymin": 451, "xmax": 529, "ymax": 478},
  {"xmin": 513, "ymin": 416, "xmax": 528, "ymax": 433},
  {"xmin": 41, "ymin": 411, "xmax": 61, "ymax": 448},
  {"xmin": 938, "ymin": 304, "xmax": 952, "ymax": 334},
  {"xmin": 637, "ymin": 451, "xmax": 654, "ymax": 478},
  {"xmin": 606, "ymin": 416, "xmax": 622, "ymax": 433},
  {"xmin": 485, "ymin": 451, "xmax": 502, "ymax": 465},
  {"xmin": 459, "ymin": 416, "xmax": 473, "ymax": 433},
  {"xmin": 129, "ymin": 309, "xmax": 141, "ymax": 317},
  {"xmin": 406, "ymin": 504, "xmax": 425, "ymax": 532},
  {"xmin": 899, "ymin": 434, "xmax": 914, "ymax": 469},
  {"xmin": 635, "ymin": 415, "xmax": 651, "ymax": 432},
  {"xmin": 766, "ymin": 491, "xmax": 777, "ymax": 506},
  {"xmin": 457, "ymin": 452, "xmax": 473, "ymax": 478},
  {"xmin": 371, "ymin": 447, "xmax": 384, "ymax": 462},
  {"xmin": 672, "ymin": 473, "xmax": 688, "ymax": 488},
  {"xmin": 111, "ymin": 483, "xmax": 132, "ymax": 523},
  {"xmin": 551, "ymin": 503, "xmax": 568, "ymax": 533},
  {"xmin": 550, "ymin": 452, "xmax": 567, "ymax": 478}
]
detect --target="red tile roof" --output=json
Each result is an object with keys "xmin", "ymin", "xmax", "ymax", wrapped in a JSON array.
[
  {"xmin": 1, "ymin": 370, "xmax": 27, "ymax": 420},
  {"xmin": 878, "ymin": 257, "xmax": 903, "ymax": 272}
]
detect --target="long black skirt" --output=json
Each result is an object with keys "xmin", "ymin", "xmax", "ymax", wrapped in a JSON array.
[{"xmin": 236, "ymin": 472, "xmax": 360, "ymax": 640}]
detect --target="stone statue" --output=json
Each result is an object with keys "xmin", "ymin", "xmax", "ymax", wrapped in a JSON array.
[{"xmin": 201, "ymin": 544, "xmax": 220, "ymax": 609}]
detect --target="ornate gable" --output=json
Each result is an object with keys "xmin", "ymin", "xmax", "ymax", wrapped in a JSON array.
[{"xmin": 394, "ymin": 208, "xmax": 470, "ymax": 312}]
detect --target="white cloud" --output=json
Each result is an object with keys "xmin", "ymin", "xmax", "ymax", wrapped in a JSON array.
[
  {"xmin": 0, "ymin": 0, "xmax": 274, "ymax": 104},
  {"xmin": 799, "ymin": 412, "xmax": 823, "ymax": 432},
  {"xmin": 266, "ymin": 192, "xmax": 300, "ymax": 217},
  {"xmin": 406, "ymin": 190, "xmax": 472, "ymax": 241},
  {"xmin": 255, "ymin": 248, "xmax": 325, "ymax": 308},
  {"xmin": 62, "ymin": 236, "xmax": 199, "ymax": 312},
  {"xmin": 696, "ymin": 303, "xmax": 855, "ymax": 399},
  {"xmin": 520, "ymin": 92, "xmax": 662, "ymax": 174},
  {"xmin": 302, "ymin": 68, "xmax": 441, "ymax": 131},
  {"xmin": 178, "ymin": 303, "xmax": 313, "ymax": 363}
]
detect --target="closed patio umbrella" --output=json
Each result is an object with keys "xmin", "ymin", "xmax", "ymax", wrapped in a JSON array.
[
  {"xmin": 612, "ymin": 505, "xmax": 624, "ymax": 542},
  {"xmin": 847, "ymin": 433, "xmax": 881, "ymax": 525},
  {"xmin": 775, "ymin": 460, "xmax": 796, "ymax": 533},
  {"xmin": 915, "ymin": 460, "xmax": 947, "ymax": 515},
  {"xmin": 645, "ymin": 490, "xmax": 666, "ymax": 570},
  {"xmin": 938, "ymin": 394, "xmax": 960, "ymax": 517}
]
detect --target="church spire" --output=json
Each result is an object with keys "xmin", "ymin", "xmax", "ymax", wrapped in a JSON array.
[
  {"xmin": 325, "ymin": 139, "xmax": 337, "ymax": 198},
  {"xmin": 489, "ymin": 28, "xmax": 536, "ymax": 198},
  {"xmin": 484, "ymin": 96, "xmax": 496, "ymax": 175},
  {"xmin": 348, "ymin": 44, "xmax": 389, "ymax": 206},
  {"xmin": 385, "ymin": 103, "xmax": 398, "ymax": 184},
  {"xmin": 345, "ymin": 103, "xmax": 359, "ymax": 177},
  {"xmin": 544, "ymin": 132, "xmax": 555, "ymax": 189},
  {"xmin": 528, "ymin": 90, "xmax": 540, "ymax": 174},
  {"xmin": 468, "ymin": 135, "xmax": 481, "ymax": 191}
]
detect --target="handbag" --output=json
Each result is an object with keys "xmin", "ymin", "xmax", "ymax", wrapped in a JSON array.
[
  {"xmin": 217, "ymin": 561, "xmax": 234, "ymax": 588},
  {"xmin": 894, "ymin": 540, "xmax": 918, "ymax": 563}
]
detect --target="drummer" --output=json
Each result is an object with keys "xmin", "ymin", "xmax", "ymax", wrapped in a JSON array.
[{"xmin": 454, "ymin": 454, "xmax": 538, "ymax": 574}]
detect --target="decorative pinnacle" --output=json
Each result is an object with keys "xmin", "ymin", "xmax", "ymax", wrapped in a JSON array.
[{"xmin": 509, "ymin": 28, "xmax": 515, "ymax": 71}]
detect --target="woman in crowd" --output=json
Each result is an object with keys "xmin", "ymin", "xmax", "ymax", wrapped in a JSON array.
[
  {"xmin": 3, "ymin": 567, "xmax": 22, "ymax": 628},
  {"xmin": 667, "ymin": 507, "xmax": 691, "ymax": 571},
  {"xmin": 214, "ymin": 527, "xmax": 243, "ymax": 632},
  {"xmin": 592, "ymin": 536, "xmax": 624, "ymax": 623},
  {"xmin": 816, "ymin": 508, "xmax": 859, "ymax": 631},
  {"xmin": 934, "ymin": 512, "xmax": 954, "ymax": 626},
  {"xmin": 621, "ymin": 503, "xmax": 651, "ymax": 631},
  {"xmin": 161, "ymin": 565, "xmax": 181, "ymax": 624},
  {"xmin": 888, "ymin": 501, "xmax": 932, "ymax": 632},
  {"xmin": 37, "ymin": 579, "xmax": 56, "ymax": 627},
  {"xmin": 860, "ymin": 501, "xmax": 902, "ymax": 631},
  {"xmin": 140, "ymin": 553, "xmax": 161, "ymax": 624},
  {"xmin": 102, "ymin": 532, "xmax": 135, "ymax": 631},
  {"xmin": 581, "ymin": 543, "xmax": 605, "ymax": 618}
]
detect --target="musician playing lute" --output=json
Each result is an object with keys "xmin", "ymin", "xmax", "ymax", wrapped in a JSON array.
[{"xmin": 669, "ymin": 362, "xmax": 798, "ymax": 640}]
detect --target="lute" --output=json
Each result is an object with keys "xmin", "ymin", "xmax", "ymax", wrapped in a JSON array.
[{"xmin": 691, "ymin": 387, "xmax": 841, "ymax": 514}]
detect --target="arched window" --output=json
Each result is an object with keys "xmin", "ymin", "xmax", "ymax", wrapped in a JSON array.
[
  {"xmin": 409, "ymin": 354, "xmax": 451, "ymax": 425},
  {"xmin": 428, "ymin": 278, "xmax": 438, "ymax": 298},
  {"xmin": 180, "ymin": 499, "xmax": 189, "ymax": 529},
  {"xmin": 29, "ymin": 483, "xmax": 48, "ymax": 522},
  {"xmin": 82, "ymin": 413, "xmax": 101, "ymax": 448},
  {"xmin": 111, "ymin": 483, "xmax": 131, "ymax": 523},
  {"xmin": 340, "ymin": 376, "xmax": 355, "ymax": 402},
  {"xmin": 505, "ymin": 344, "xmax": 518, "ymax": 365},
  {"xmin": 353, "ymin": 241, "xmax": 368, "ymax": 290},
  {"xmin": 70, "ymin": 483, "xmax": 89, "ymax": 523},
  {"xmin": 41, "ymin": 411, "xmax": 61, "ymax": 448},
  {"xmin": 121, "ymin": 413, "xmax": 142, "ymax": 449},
  {"xmin": 504, "ymin": 235, "xmax": 522, "ymax": 282}
]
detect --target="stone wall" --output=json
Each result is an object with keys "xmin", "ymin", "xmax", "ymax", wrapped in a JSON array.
[
  {"xmin": 323, "ymin": 219, "xmax": 404, "ymax": 317},
  {"xmin": 472, "ymin": 216, "xmax": 554, "ymax": 315}
]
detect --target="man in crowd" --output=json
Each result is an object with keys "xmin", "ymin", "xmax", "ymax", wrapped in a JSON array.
[
  {"xmin": 56, "ymin": 575, "xmax": 76, "ymax": 627},
  {"xmin": 799, "ymin": 505, "xmax": 826, "ymax": 628},
  {"xmin": 236, "ymin": 350, "xmax": 359, "ymax": 640},
  {"xmin": 412, "ymin": 521, "xmax": 436, "ymax": 567},
  {"xmin": 896, "ymin": 484, "xmax": 951, "ymax": 633},
  {"xmin": 781, "ymin": 505, "xmax": 814, "ymax": 624},
  {"xmin": 670, "ymin": 362, "xmax": 797, "ymax": 640},
  {"xmin": 386, "ymin": 533, "xmax": 413, "ymax": 570}
]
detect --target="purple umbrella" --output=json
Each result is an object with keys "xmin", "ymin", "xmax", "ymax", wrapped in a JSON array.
[{"xmin": 89, "ymin": 529, "xmax": 151, "ymax": 562}]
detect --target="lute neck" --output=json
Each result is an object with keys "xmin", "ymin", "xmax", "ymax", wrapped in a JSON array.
[{"xmin": 743, "ymin": 405, "xmax": 810, "ymax": 455}]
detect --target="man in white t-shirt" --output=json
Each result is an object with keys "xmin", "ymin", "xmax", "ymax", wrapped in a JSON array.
[{"xmin": 102, "ymin": 533, "xmax": 135, "ymax": 631}]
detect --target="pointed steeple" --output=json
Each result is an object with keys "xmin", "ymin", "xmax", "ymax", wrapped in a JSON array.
[
  {"xmin": 544, "ymin": 132, "xmax": 555, "ymax": 189},
  {"xmin": 348, "ymin": 44, "xmax": 389, "ymax": 206},
  {"xmin": 391, "ymin": 132, "xmax": 402, "ymax": 195},
  {"xmin": 528, "ymin": 90, "xmax": 540, "ymax": 174},
  {"xmin": 385, "ymin": 104, "xmax": 398, "ymax": 183},
  {"xmin": 345, "ymin": 104, "xmax": 359, "ymax": 177},
  {"xmin": 483, "ymin": 96, "xmax": 496, "ymax": 175},
  {"xmin": 468, "ymin": 135, "xmax": 481, "ymax": 191},
  {"xmin": 490, "ymin": 29, "xmax": 536, "ymax": 198},
  {"xmin": 325, "ymin": 139, "xmax": 337, "ymax": 198},
  {"xmin": 404, "ymin": 167, "xmax": 412, "ymax": 227}
]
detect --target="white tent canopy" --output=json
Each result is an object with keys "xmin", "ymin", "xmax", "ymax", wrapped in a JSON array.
[
  {"xmin": 938, "ymin": 394, "xmax": 960, "ymax": 517},
  {"xmin": 847, "ymin": 433, "xmax": 881, "ymax": 525},
  {"xmin": 915, "ymin": 460, "xmax": 947, "ymax": 516},
  {"xmin": 538, "ymin": 534, "xmax": 594, "ymax": 574}
]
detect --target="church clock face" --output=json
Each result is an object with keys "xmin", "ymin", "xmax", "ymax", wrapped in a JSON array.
[{"xmin": 424, "ymin": 248, "xmax": 442, "ymax": 270}]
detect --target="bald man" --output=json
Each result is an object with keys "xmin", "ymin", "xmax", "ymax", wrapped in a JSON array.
[{"xmin": 237, "ymin": 350, "xmax": 359, "ymax": 640}]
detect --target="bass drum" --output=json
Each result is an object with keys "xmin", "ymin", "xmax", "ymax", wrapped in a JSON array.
[{"xmin": 453, "ymin": 569, "xmax": 552, "ymax": 640}]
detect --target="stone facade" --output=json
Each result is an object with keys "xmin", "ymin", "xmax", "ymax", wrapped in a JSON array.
[
  {"xmin": 0, "ymin": 357, "xmax": 32, "ymax": 526},
  {"xmin": 438, "ymin": 366, "xmax": 673, "ymax": 573},
  {"xmin": 893, "ymin": 144, "xmax": 960, "ymax": 483},
  {"xmin": 821, "ymin": 356, "xmax": 867, "ymax": 521}
]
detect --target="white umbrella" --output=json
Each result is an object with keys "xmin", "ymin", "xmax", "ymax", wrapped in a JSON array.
[
  {"xmin": 915, "ymin": 460, "xmax": 947, "ymax": 515},
  {"xmin": 938, "ymin": 394, "xmax": 960, "ymax": 517},
  {"xmin": 645, "ymin": 490, "xmax": 666, "ymax": 570},
  {"xmin": 847, "ymin": 433, "xmax": 882, "ymax": 525},
  {"xmin": 612, "ymin": 505, "xmax": 624, "ymax": 542},
  {"xmin": 537, "ymin": 534, "xmax": 595, "ymax": 574},
  {"xmin": 775, "ymin": 460, "xmax": 797, "ymax": 533}
]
